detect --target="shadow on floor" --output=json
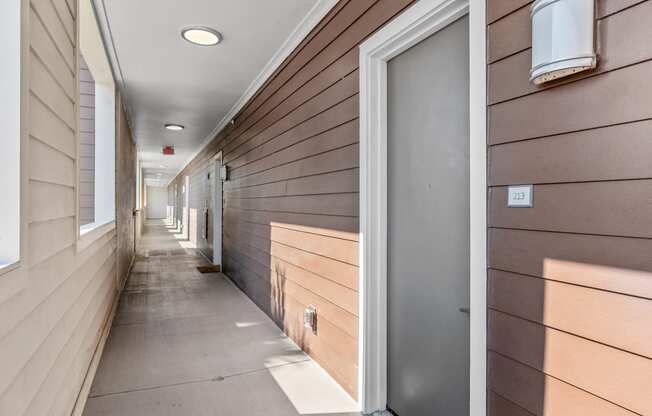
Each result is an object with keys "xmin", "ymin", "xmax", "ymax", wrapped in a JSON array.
[{"xmin": 83, "ymin": 220, "xmax": 358, "ymax": 416}]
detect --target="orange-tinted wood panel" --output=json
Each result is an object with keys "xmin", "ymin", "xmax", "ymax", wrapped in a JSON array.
[
  {"xmin": 487, "ymin": 3, "xmax": 652, "ymax": 413},
  {"xmin": 489, "ymin": 352, "xmax": 637, "ymax": 416},
  {"xmin": 489, "ymin": 228, "xmax": 652, "ymax": 299},
  {"xmin": 489, "ymin": 270, "xmax": 652, "ymax": 358},
  {"xmin": 490, "ymin": 311, "xmax": 652, "ymax": 414}
]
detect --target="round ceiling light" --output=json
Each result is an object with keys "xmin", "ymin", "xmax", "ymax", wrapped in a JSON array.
[
  {"xmin": 165, "ymin": 123, "xmax": 184, "ymax": 131},
  {"xmin": 181, "ymin": 27, "xmax": 222, "ymax": 46}
]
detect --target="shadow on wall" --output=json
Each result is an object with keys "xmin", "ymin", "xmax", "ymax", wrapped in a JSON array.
[
  {"xmin": 271, "ymin": 263, "xmax": 287, "ymax": 329},
  {"xmin": 172, "ymin": 188, "xmax": 361, "ymax": 406},
  {"xmin": 270, "ymin": 262, "xmax": 314, "ymax": 354},
  {"xmin": 177, "ymin": 168, "xmax": 652, "ymax": 412},
  {"xmin": 220, "ymin": 215, "xmax": 360, "ymax": 399},
  {"xmin": 488, "ymin": 252, "xmax": 652, "ymax": 415}
]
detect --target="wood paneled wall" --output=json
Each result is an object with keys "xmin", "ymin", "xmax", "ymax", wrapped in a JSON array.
[
  {"xmin": 169, "ymin": 0, "xmax": 415, "ymax": 397},
  {"xmin": 487, "ymin": 1, "xmax": 652, "ymax": 415},
  {"xmin": 0, "ymin": 0, "xmax": 137, "ymax": 414}
]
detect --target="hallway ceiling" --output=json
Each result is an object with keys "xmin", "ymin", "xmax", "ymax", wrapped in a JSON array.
[{"xmin": 95, "ymin": 0, "xmax": 321, "ymax": 186}]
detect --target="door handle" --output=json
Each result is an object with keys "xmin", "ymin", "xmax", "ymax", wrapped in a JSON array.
[{"xmin": 459, "ymin": 307, "xmax": 470, "ymax": 315}]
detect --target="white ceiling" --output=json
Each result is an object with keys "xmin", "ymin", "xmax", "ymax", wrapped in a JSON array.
[{"xmin": 96, "ymin": 0, "xmax": 321, "ymax": 187}]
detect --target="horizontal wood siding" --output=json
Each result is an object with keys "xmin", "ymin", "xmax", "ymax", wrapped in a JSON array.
[
  {"xmin": 171, "ymin": 0, "xmax": 415, "ymax": 397},
  {"xmin": 487, "ymin": 1, "xmax": 652, "ymax": 414},
  {"xmin": 78, "ymin": 55, "xmax": 94, "ymax": 225},
  {"xmin": 0, "ymin": 2, "xmax": 136, "ymax": 414}
]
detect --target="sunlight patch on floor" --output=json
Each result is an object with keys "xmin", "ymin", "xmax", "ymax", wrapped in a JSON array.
[
  {"xmin": 236, "ymin": 321, "xmax": 266, "ymax": 328},
  {"xmin": 268, "ymin": 360, "xmax": 359, "ymax": 415}
]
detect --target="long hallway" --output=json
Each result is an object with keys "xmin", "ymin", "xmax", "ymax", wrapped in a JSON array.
[{"xmin": 82, "ymin": 221, "xmax": 358, "ymax": 416}]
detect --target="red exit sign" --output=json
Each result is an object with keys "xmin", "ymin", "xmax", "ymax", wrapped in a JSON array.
[{"xmin": 162, "ymin": 146, "xmax": 174, "ymax": 155}]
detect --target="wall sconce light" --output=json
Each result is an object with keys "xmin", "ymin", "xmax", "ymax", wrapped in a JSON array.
[
  {"xmin": 219, "ymin": 165, "xmax": 229, "ymax": 181},
  {"xmin": 530, "ymin": 0, "xmax": 597, "ymax": 85}
]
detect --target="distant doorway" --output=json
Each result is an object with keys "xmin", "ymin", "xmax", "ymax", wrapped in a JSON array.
[
  {"xmin": 146, "ymin": 186, "xmax": 168, "ymax": 219},
  {"xmin": 211, "ymin": 152, "xmax": 224, "ymax": 267}
]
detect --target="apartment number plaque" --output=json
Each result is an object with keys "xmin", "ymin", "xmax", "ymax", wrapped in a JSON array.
[{"xmin": 507, "ymin": 185, "xmax": 533, "ymax": 208}]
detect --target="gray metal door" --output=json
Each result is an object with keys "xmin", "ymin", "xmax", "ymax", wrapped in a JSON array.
[{"xmin": 386, "ymin": 15, "xmax": 470, "ymax": 415}]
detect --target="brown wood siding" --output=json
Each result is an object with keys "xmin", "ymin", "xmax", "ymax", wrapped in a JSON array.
[
  {"xmin": 78, "ymin": 55, "xmax": 95, "ymax": 225},
  {"xmin": 170, "ymin": 0, "xmax": 416, "ymax": 397},
  {"xmin": 0, "ymin": 2, "xmax": 136, "ymax": 414},
  {"xmin": 487, "ymin": 1, "xmax": 652, "ymax": 415}
]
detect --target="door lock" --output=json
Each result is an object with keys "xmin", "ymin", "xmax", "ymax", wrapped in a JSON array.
[{"xmin": 459, "ymin": 307, "xmax": 470, "ymax": 315}]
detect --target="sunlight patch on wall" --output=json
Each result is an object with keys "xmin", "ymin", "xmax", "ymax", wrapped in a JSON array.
[
  {"xmin": 270, "ymin": 222, "xmax": 359, "ymax": 242},
  {"xmin": 542, "ymin": 258, "xmax": 652, "ymax": 298}
]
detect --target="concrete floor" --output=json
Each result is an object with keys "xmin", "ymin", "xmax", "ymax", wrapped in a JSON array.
[{"xmin": 83, "ymin": 220, "xmax": 359, "ymax": 416}]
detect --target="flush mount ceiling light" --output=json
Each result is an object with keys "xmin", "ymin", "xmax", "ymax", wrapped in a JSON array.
[
  {"xmin": 181, "ymin": 26, "xmax": 222, "ymax": 46},
  {"xmin": 165, "ymin": 123, "xmax": 184, "ymax": 131}
]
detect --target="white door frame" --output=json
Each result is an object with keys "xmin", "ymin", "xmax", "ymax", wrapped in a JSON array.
[
  {"xmin": 358, "ymin": 0, "xmax": 487, "ymax": 414},
  {"xmin": 212, "ymin": 152, "xmax": 223, "ymax": 266}
]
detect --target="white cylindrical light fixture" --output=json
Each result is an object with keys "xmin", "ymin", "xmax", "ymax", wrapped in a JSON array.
[{"xmin": 530, "ymin": 0, "xmax": 596, "ymax": 85}]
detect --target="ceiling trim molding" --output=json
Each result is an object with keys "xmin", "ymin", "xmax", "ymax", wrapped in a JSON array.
[
  {"xmin": 92, "ymin": 0, "xmax": 138, "ymax": 145},
  {"xmin": 169, "ymin": 0, "xmax": 339, "ymax": 185}
]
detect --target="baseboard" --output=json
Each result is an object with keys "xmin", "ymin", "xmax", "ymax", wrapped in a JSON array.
[
  {"xmin": 196, "ymin": 247, "xmax": 214, "ymax": 265},
  {"xmin": 69, "ymin": 285, "xmax": 121, "ymax": 416},
  {"xmin": 118, "ymin": 254, "xmax": 136, "ymax": 292}
]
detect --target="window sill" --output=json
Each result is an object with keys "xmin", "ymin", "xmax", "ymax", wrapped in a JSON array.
[
  {"xmin": 78, "ymin": 220, "xmax": 115, "ymax": 252},
  {"xmin": 0, "ymin": 260, "xmax": 20, "ymax": 277}
]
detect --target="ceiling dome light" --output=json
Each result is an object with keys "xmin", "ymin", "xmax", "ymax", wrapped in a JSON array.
[
  {"xmin": 181, "ymin": 27, "xmax": 222, "ymax": 46},
  {"xmin": 165, "ymin": 123, "xmax": 184, "ymax": 131}
]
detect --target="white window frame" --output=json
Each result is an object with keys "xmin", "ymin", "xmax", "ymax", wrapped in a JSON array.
[
  {"xmin": 0, "ymin": 0, "xmax": 27, "ymax": 279},
  {"xmin": 77, "ymin": 0, "xmax": 116, "ymax": 251},
  {"xmin": 358, "ymin": 0, "xmax": 487, "ymax": 414}
]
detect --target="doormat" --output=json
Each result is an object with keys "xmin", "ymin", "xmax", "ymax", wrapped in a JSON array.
[{"xmin": 197, "ymin": 265, "xmax": 221, "ymax": 273}]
